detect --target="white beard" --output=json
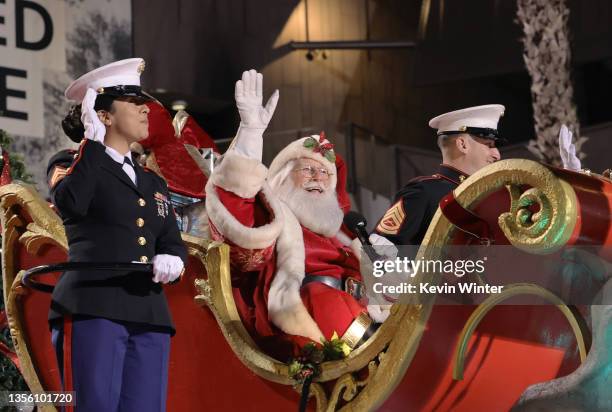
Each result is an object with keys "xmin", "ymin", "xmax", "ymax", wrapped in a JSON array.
[{"xmin": 275, "ymin": 179, "xmax": 344, "ymax": 237}]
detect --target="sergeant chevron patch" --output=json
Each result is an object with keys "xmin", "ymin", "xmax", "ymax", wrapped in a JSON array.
[
  {"xmin": 49, "ymin": 166, "xmax": 68, "ymax": 189},
  {"xmin": 376, "ymin": 200, "xmax": 405, "ymax": 235}
]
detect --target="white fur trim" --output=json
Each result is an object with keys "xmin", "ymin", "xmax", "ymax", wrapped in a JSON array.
[
  {"xmin": 211, "ymin": 153, "xmax": 267, "ymax": 198},
  {"xmin": 267, "ymin": 136, "xmax": 337, "ymax": 191},
  {"xmin": 336, "ymin": 230, "xmax": 353, "ymax": 247},
  {"xmin": 266, "ymin": 160, "xmax": 295, "ymax": 193},
  {"xmin": 267, "ymin": 202, "xmax": 325, "ymax": 342},
  {"xmin": 205, "ymin": 180, "xmax": 284, "ymax": 250}
]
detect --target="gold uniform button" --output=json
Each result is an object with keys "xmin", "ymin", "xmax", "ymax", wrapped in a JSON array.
[
  {"xmin": 139, "ymin": 256, "xmax": 149, "ymax": 263},
  {"xmin": 138, "ymin": 198, "xmax": 146, "ymax": 207},
  {"xmin": 136, "ymin": 218, "xmax": 144, "ymax": 227},
  {"xmin": 138, "ymin": 237, "xmax": 147, "ymax": 246}
]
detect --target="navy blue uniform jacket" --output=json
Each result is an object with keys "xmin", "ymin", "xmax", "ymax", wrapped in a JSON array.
[
  {"xmin": 46, "ymin": 139, "xmax": 187, "ymax": 334},
  {"xmin": 374, "ymin": 165, "xmax": 467, "ymax": 245}
]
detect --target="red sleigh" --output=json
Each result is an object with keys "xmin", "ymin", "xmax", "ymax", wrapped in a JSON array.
[{"xmin": 2, "ymin": 157, "xmax": 604, "ymax": 411}]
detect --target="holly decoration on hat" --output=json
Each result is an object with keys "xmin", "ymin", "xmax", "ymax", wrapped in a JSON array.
[{"xmin": 303, "ymin": 132, "xmax": 336, "ymax": 163}]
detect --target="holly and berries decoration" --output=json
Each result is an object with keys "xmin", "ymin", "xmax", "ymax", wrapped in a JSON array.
[{"xmin": 303, "ymin": 132, "xmax": 336, "ymax": 164}]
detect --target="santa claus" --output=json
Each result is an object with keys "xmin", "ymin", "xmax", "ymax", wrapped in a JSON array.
[{"xmin": 205, "ymin": 70, "xmax": 390, "ymax": 358}]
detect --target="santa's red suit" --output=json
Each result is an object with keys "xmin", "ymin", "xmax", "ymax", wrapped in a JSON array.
[{"xmin": 205, "ymin": 136, "xmax": 374, "ymax": 359}]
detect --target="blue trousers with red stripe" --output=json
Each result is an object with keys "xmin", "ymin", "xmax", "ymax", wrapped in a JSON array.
[{"xmin": 51, "ymin": 316, "xmax": 171, "ymax": 412}]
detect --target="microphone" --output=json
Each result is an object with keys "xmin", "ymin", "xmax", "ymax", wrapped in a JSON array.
[{"xmin": 343, "ymin": 211, "xmax": 382, "ymax": 262}]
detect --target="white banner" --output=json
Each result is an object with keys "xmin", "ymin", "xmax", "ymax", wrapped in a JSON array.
[{"xmin": 0, "ymin": 0, "xmax": 66, "ymax": 138}]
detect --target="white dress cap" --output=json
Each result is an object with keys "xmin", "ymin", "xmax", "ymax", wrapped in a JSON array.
[
  {"xmin": 428, "ymin": 104, "xmax": 505, "ymax": 135},
  {"xmin": 64, "ymin": 58, "xmax": 146, "ymax": 101}
]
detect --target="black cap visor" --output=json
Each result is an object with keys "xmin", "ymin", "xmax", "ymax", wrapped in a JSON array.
[
  {"xmin": 99, "ymin": 85, "xmax": 152, "ymax": 105},
  {"xmin": 438, "ymin": 127, "xmax": 506, "ymax": 147}
]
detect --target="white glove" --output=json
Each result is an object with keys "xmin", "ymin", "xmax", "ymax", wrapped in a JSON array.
[
  {"xmin": 229, "ymin": 70, "xmax": 279, "ymax": 160},
  {"xmin": 369, "ymin": 233, "xmax": 398, "ymax": 260},
  {"xmin": 367, "ymin": 303, "xmax": 392, "ymax": 323},
  {"xmin": 367, "ymin": 234, "xmax": 411, "ymax": 303},
  {"xmin": 559, "ymin": 125, "xmax": 581, "ymax": 171},
  {"xmin": 366, "ymin": 231, "xmax": 398, "ymax": 322},
  {"xmin": 152, "ymin": 254, "xmax": 184, "ymax": 284},
  {"xmin": 81, "ymin": 88, "xmax": 106, "ymax": 143}
]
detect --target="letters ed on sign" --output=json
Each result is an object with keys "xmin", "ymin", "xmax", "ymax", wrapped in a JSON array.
[{"xmin": 0, "ymin": 0, "xmax": 66, "ymax": 138}]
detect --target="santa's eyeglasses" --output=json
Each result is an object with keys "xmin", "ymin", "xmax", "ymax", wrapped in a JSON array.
[{"xmin": 293, "ymin": 166, "xmax": 333, "ymax": 179}]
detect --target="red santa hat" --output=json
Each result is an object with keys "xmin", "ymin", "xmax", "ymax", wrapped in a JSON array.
[{"xmin": 267, "ymin": 133, "xmax": 350, "ymax": 212}]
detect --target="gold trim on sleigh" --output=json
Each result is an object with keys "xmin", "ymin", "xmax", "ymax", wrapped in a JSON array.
[{"xmin": 0, "ymin": 159, "xmax": 587, "ymax": 411}]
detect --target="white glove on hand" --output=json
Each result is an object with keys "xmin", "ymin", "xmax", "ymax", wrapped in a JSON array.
[
  {"xmin": 230, "ymin": 70, "xmax": 279, "ymax": 160},
  {"xmin": 367, "ymin": 303, "xmax": 392, "ymax": 323},
  {"xmin": 559, "ymin": 125, "xmax": 581, "ymax": 171},
  {"xmin": 152, "ymin": 254, "xmax": 184, "ymax": 284},
  {"xmin": 367, "ymin": 234, "xmax": 411, "ymax": 304},
  {"xmin": 369, "ymin": 233, "xmax": 398, "ymax": 260},
  {"xmin": 81, "ymin": 88, "xmax": 107, "ymax": 143}
]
